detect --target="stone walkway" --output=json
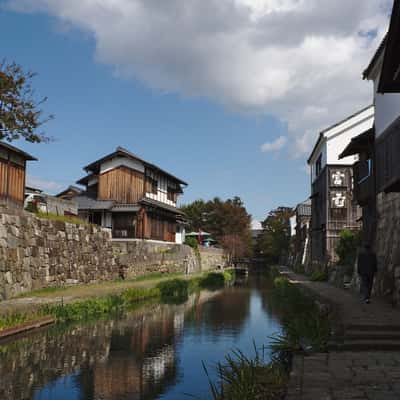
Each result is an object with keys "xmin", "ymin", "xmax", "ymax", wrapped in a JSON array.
[{"xmin": 281, "ymin": 267, "xmax": 400, "ymax": 400}]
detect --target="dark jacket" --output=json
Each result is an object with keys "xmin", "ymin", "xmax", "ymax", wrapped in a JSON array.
[{"xmin": 357, "ymin": 251, "xmax": 377, "ymax": 276}]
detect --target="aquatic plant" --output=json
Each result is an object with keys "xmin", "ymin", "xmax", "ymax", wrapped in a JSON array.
[{"xmin": 204, "ymin": 345, "xmax": 287, "ymax": 400}]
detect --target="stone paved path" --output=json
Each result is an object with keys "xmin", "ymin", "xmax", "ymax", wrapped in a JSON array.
[{"xmin": 281, "ymin": 267, "xmax": 400, "ymax": 400}]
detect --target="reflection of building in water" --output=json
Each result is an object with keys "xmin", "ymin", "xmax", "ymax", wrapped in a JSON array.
[
  {"xmin": 0, "ymin": 291, "xmax": 223, "ymax": 400},
  {"xmin": 187, "ymin": 288, "xmax": 251, "ymax": 335},
  {"xmin": 87, "ymin": 308, "xmax": 184, "ymax": 400}
]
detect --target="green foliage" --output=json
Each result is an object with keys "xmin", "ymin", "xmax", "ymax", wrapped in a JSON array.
[
  {"xmin": 181, "ymin": 196, "xmax": 252, "ymax": 259},
  {"xmin": 24, "ymin": 202, "xmax": 38, "ymax": 213},
  {"xmin": 256, "ymin": 207, "xmax": 292, "ymax": 264},
  {"xmin": 269, "ymin": 277, "xmax": 331, "ymax": 356},
  {"xmin": 184, "ymin": 236, "xmax": 199, "ymax": 250},
  {"xmin": 205, "ymin": 345, "xmax": 287, "ymax": 400},
  {"xmin": 0, "ymin": 61, "xmax": 53, "ymax": 143},
  {"xmin": 310, "ymin": 270, "xmax": 328, "ymax": 282},
  {"xmin": 156, "ymin": 279, "xmax": 189, "ymax": 303},
  {"xmin": 199, "ymin": 272, "xmax": 226, "ymax": 290},
  {"xmin": 36, "ymin": 212, "xmax": 88, "ymax": 225},
  {"xmin": 336, "ymin": 229, "xmax": 362, "ymax": 267}
]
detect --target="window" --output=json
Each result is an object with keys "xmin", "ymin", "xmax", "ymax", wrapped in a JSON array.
[
  {"xmin": 147, "ymin": 177, "xmax": 158, "ymax": 195},
  {"xmin": 167, "ymin": 187, "xmax": 176, "ymax": 202},
  {"xmin": 315, "ymin": 154, "xmax": 322, "ymax": 176}
]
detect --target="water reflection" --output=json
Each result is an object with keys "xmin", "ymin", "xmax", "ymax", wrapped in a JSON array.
[{"xmin": 0, "ymin": 273, "xmax": 282, "ymax": 400}]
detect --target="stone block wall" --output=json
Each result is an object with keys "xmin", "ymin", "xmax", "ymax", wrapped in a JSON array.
[
  {"xmin": 0, "ymin": 207, "xmax": 117, "ymax": 300},
  {"xmin": 0, "ymin": 207, "xmax": 227, "ymax": 300},
  {"xmin": 113, "ymin": 240, "xmax": 201, "ymax": 278},
  {"xmin": 198, "ymin": 247, "xmax": 226, "ymax": 271},
  {"xmin": 374, "ymin": 192, "xmax": 400, "ymax": 304}
]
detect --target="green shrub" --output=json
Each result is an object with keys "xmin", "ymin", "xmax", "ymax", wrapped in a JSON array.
[
  {"xmin": 199, "ymin": 272, "xmax": 226, "ymax": 290},
  {"xmin": 310, "ymin": 271, "xmax": 328, "ymax": 282},
  {"xmin": 184, "ymin": 236, "xmax": 199, "ymax": 250},
  {"xmin": 336, "ymin": 229, "xmax": 361, "ymax": 267},
  {"xmin": 156, "ymin": 279, "xmax": 189, "ymax": 303}
]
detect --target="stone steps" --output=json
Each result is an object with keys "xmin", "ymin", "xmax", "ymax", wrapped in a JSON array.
[{"xmin": 328, "ymin": 324, "xmax": 400, "ymax": 351}]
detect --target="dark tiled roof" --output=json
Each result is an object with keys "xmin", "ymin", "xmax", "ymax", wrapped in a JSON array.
[
  {"xmin": 140, "ymin": 197, "xmax": 185, "ymax": 215},
  {"xmin": 363, "ymin": 35, "xmax": 388, "ymax": 79},
  {"xmin": 56, "ymin": 185, "xmax": 83, "ymax": 198},
  {"xmin": 76, "ymin": 174, "xmax": 96, "ymax": 185},
  {"xmin": 83, "ymin": 146, "xmax": 188, "ymax": 185},
  {"xmin": 75, "ymin": 193, "xmax": 115, "ymax": 210},
  {"xmin": 0, "ymin": 141, "xmax": 37, "ymax": 161},
  {"xmin": 339, "ymin": 128, "xmax": 375, "ymax": 159}
]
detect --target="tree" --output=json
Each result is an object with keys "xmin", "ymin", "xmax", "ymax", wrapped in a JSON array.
[
  {"xmin": 257, "ymin": 207, "xmax": 292, "ymax": 264},
  {"xmin": 181, "ymin": 196, "xmax": 252, "ymax": 260},
  {"xmin": 0, "ymin": 61, "xmax": 53, "ymax": 143}
]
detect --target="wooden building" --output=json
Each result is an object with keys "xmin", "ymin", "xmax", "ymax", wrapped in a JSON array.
[
  {"xmin": 290, "ymin": 199, "xmax": 312, "ymax": 268},
  {"xmin": 0, "ymin": 142, "xmax": 37, "ymax": 207},
  {"xmin": 307, "ymin": 106, "xmax": 374, "ymax": 265},
  {"xmin": 74, "ymin": 147, "xmax": 187, "ymax": 243}
]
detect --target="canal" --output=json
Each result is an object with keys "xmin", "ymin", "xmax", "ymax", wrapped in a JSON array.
[{"xmin": 0, "ymin": 273, "xmax": 283, "ymax": 400}]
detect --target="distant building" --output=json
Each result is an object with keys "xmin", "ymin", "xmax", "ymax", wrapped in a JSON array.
[
  {"xmin": 0, "ymin": 141, "xmax": 37, "ymax": 208},
  {"xmin": 75, "ymin": 147, "xmax": 187, "ymax": 243},
  {"xmin": 56, "ymin": 185, "xmax": 83, "ymax": 200},
  {"xmin": 293, "ymin": 199, "xmax": 311, "ymax": 267},
  {"xmin": 307, "ymin": 106, "xmax": 374, "ymax": 265}
]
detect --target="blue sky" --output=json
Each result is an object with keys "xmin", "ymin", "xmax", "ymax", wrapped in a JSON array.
[{"xmin": 0, "ymin": 1, "xmax": 389, "ymax": 221}]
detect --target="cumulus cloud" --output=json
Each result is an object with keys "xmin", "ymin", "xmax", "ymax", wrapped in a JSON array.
[
  {"xmin": 261, "ymin": 135, "xmax": 287, "ymax": 153},
  {"xmin": 6, "ymin": 0, "xmax": 391, "ymax": 155}
]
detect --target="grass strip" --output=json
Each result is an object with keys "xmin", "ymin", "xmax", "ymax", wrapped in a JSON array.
[{"xmin": 0, "ymin": 270, "xmax": 235, "ymax": 332}]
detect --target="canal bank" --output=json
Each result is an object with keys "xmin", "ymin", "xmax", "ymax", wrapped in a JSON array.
[
  {"xmin": 0, "ymin": 270, "xmax": 233, "ymax": 338},
  {"xmin": 281, "ymin": 267, "xmax": 400, "ymax": 400},
  {"xmin": 0, "ymin": 272, "xmax": 283, "ymax": 400}
]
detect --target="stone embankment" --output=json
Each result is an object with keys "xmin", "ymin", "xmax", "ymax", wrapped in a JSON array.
[{"xmin": 0, "ymin": 206, "xmax": 226, "ymax": 300}]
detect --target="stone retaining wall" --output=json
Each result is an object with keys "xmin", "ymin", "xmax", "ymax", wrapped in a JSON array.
[
  {"xmin": 198, "ymin": 247, "xmax": 226, "ymax": 271},
  {"xmin": 0, "ymin": 207, "xmax": 227, "ymax": 300},
  {"xmin": 374, "ymin": 192, "xmax": 400, "ymax": 304}
]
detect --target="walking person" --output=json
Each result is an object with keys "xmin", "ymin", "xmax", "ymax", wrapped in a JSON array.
[{"xmin": 357, "ymin": 244, "xmax": 377, "ymax": 304}]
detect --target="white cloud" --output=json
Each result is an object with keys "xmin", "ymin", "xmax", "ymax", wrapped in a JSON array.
[
  {"xmin": 261, "ymin": 135, "xmax": 287, "ymax": 153},
  {"xmin": 6, "ymin": 0, "xmax": 392, "ymax": 156},
  {"xmin": 26, "ymin": 175, "xmax": 65, "ymax": 193}
]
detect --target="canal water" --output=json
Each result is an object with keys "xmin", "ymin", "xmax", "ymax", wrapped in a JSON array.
[{"xmin": 0, "ymin": 274, "xmax": 283, "ymax": 400}]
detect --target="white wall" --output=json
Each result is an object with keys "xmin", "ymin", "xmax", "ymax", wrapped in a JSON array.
[
  {"xmin": 145, "ymin": 170, "xmax": 178, "ymax": 207},
  {"xmin": 101, "ymin": 211, "xmax": 113, "ymax": 229},
  {"xmin": 175, "ymin": 226, "xmax": 185, "ymax": 244},
  {"xmin": 289, "ymin": 215, "xmax": 297, "ymax": 237},
  {"xmin": 100, "ymin": 156, "xmax": 145, "ymax": 174},
  {"xmin": 374, "ymin": 86, "xmax": 400, "ymax": 137},
  {"xmin": 309, "ymin": 106, "xmax": 374, "ymax": 183},
  {"xmin": 326, "ymin": 106, "xmax": 374, "ymax": 165}
]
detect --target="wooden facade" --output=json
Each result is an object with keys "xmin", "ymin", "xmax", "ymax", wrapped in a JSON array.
[
  {"xmin": 311, "ymin": 165, "xmax": 361, "ymax": 264},
  {"xmin": 0, "ymin": 142, "xmax": 36, "ymax": 206},
  {"xmin": 76, "ymin": 147, "xmax": 187, "ymax": 242},
  {"xmin": 375, "ymin": 117, "xmax": 400, "ymax": 193},
  {"xmin": 98, "ymin": 166, "xmax": 144, "ymax": 203}
]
